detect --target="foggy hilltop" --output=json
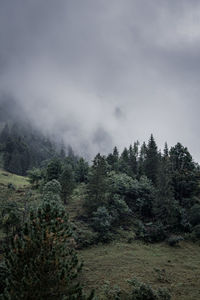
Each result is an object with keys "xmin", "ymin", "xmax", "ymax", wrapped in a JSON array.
[
  {"xmin": 0, "ymin": 1, "xmax": 200, "ymax": 161},
  {"xmin": 0, "ymin": 95, "xmax": 114, "ymax": 159}
]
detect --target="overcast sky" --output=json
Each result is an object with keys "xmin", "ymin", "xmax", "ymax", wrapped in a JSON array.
[{"xmin": 0, "ymin": 0, "xmax": 200, "ymax": 160}]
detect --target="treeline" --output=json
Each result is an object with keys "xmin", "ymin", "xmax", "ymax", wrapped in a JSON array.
[
  {"xmin": 0, "ymin": 122, "xmax": 64, "ymax": 175},
  {"xmin": 28, "ymin": 134, "xmax": 200, "ymax": 244}
]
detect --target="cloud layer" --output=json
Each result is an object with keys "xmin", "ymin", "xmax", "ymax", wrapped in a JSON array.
[{"xmin": 0, "ymin": 0, "xmax": 200, "ymax": 160}]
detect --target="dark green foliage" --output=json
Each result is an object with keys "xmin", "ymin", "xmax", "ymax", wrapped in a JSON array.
[
  {"xmin": 108, "ymin": 194, "xmax": 131, "ymax": 226},
  {"xmin": 75, "ymin": 158, "xmax": 89, "ymax": 183},
  {"xmin": 43, "ymin": 179, "xmax": 62, "ymax": 195},
  {"xmin": 106, "ymin": 146, "xmax": 119, "ymax": 172},
  {"xmin": 46, "ymin": 158, "xmax": 62, "ymax": 182},
  {"xmin": 59, "ymin": 164, "xmax": 75, "ymax": 205},
  {"xmin": 128, "ymin": 278, "xmax": 171, "ymax": 300},
  {"xmin": 85, "ymin": 154, "xmax": 109, "ymax": 214},
  {"xmin": 119, "ymin": 147, "xmax": 132, "ymax": 176},
  {"xmin": 72, "ymin": 224, "xmax": 98, "ymax": 249},
  {"xmin": 0, "ymin": 201, "xmax": 21, "ymax": 237},
  {"xmin": 1, "ymin": 182, "xmax": 93, "ymax": 299},
  {"xmin": 153, "ymin": 157, "xmax": 180, "ymax": 228},
  {"xmin": 129, "ymin": 141, "xmax": 139, "ymax": 177},
  {"xmin": 100, "ymin": 279, "xmax": 171, "ymax": 300},
  {"xmin": 192, "ymin": 224, "xmax": 200, "ymax": 239},
  {"xmin": 124, "ymin": 176, "xmax": 155, "ymax": 218},
  {"xmin": 3, "ymin": 136, "xmax": 30, "ymax": 175},
  {"xmin": 138, "ymin": 142, "xmax": 147, "ymax": 178},
  {"xmin": 0, "ymin": 261, "xmax": 8, "ymax": 295},
  {"xmin": 91, "ymin": 207, "xmax": 113, "ymax": 242},
  {"xmin": 169, "ymin": 143, "xmax": 200, "ymax": 207},
  {"xmin": 144, "ymin": 134, "xmax": 159, "ymax": 185},
  {"xmin": 189, "ymin": 204, "xmax": 200, "ymax": 226},
  {"xmin": 27, "ymin": 167, "xmax": 42, "ymax": 188},
  {"xmin": 0, "ymin": 121, "xmax": 62, "ymax": 176},
  {"xmin": 135, "ymin": 221, "xmax": 167, "ymax": 243},
  {"xmin": 167, "ymin": 235, "xmax": 183, "ymax": 247}
]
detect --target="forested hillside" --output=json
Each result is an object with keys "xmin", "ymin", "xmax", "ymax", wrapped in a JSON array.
[{"xmin": 0, "ymin": 129, "xmax": 200, "ymax": 299}]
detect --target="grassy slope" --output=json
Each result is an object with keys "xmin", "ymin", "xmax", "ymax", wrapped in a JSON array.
[
  {"xmin": 80, "ymin": 241, "xmax": 200, "ymax": 300},
  {"xmin": 0, "ymin": 168, "xmax": 29, "ymax": 188}
]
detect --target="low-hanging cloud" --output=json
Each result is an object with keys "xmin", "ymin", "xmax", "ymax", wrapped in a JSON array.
[{"xmin": 0, "ymin": 0, "xmax": 200, "ymax": 161}]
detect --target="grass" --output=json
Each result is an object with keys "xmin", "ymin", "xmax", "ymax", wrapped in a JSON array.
[
  {"xmin": 0, "ymin": 168, "xmax": 29, "ymax": 188},
  {"xmin": 80, "ymin": 240, "xmax": 200, "ymax": 300}
]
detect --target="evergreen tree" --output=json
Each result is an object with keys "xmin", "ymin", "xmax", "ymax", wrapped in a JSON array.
[
  {"xmin": 1, "ymin": 182, "xmax": 94, "ymax": 299},
  {"xmin": 153, "ymin": 156, "xmax": 179, "ymax": 227},
  {"xmin": 145, "ymin": 134, "xmax": 159, "ymax": 185},
  {"xmin": 106, "ymin": 146, "xmax": 119, "ymax": 172},
  {"xmin": 85, "ymin": 154, "xmax": 109, "ymax": 214},
  {"xmin": 138, "ymin": 142, "xmax": 147, "ymax": 178},
  {"xmin": 46, "ymin": 158, "xmax": 62, "ymax": 182},
  {"xmin": 129, "ymin": 142, "xmax": 139, "ymax": 177},
  {"xmin": 75, "ymin": 158, "xmax": 89, "ymax": 183},
  {"xmin": 59, "ymin": 164, "xmax": 75, "ymax": 205},
  {"xmin": 119, "ymin": 147, "xmax": 131, "ymax": 175},
  {"xmin": 169, "ymin": 143, "xmax": 200, "ymax": 207}
]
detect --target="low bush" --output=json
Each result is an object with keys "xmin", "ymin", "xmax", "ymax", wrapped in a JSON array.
[
  {"xmin": 167, "ymin": 235, "xmax": 184, "ymax": 247},
  {"xmin": 135, "ymin": 221, "xmax": 167, "ymax": 243}
]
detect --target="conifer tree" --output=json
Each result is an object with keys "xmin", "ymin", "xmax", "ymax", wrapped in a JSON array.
[
  {"xmin": 1, "ymin": 181, "xmax": 93, "ymax": 299},
  {"xmin": 153, "ymin": 156, "xmax": 179, "ymax": 227},
  {"xmin": 59, "ymin": 164, "xmax": 75, "ymax": 205},
  {"xmin": 85, "ymin": 154, "xmax": 109, "ymax": 213},
  {"xmin": 119, "ymin": 147, "xmax": 131, "ymax": 175},
  {"xmin": 75, "ymin": 158, "xmax": 89, "ymax": 183},
  {"xmin": 129, "ymin": 142, "xmax": 139, "ymax": 177},
  {"xmin": 46, "ymin": 158, "xmax": 62, "ymax": 182},
  {"xmin": 106, "ymin": 146, "xmax": 119, "ymax": 172},
  {"xmin": 145, "ymin": 134, "xmax": 159, "ymax": 185},
  {"xmin": 138, "ymin": 142, "xmax": 147, "ymax": 178}
]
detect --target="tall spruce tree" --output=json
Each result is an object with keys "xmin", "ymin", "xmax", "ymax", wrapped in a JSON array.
[
  {"xmin": 138, "ymin": 142, "xmax": 147, "ymax": 178},
  {"xmin": 153, "ymin": 154, "xmax": 179, "ymax": 227},
  {"xmin": 85, "ymin": 154, "xmax": 109, "ymax": 214},
  {"xmin": 59, "ymin": 164, "xmax": 75, "ymax": 205},
  {"xmin": 169, "ymin": 143, "xmax": 200, "ymax": 207},
  {"xmin": 145, "ymin": 134, "xmax": 159, "ymax": 185}
]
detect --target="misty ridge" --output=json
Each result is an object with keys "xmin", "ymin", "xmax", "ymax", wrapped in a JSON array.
[{"xmin": 0, "ymin": 1, "xmax": 200, "ymax": 162}]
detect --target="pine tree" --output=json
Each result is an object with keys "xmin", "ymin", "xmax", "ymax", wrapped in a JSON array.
[
  {"xmin": 59, "ymin": 164, "xmax": 75, "ymax": 205},
  {"xmin": 75, "ymin": 158, "xmax": 89, "ymax": 183},
  {"xmin": 169, "ymin": 143, "xmax": 200, "ymax": 206},
  {"xmin": 46, "ymin": 158, "xmax": 62, "ymax": 182},
  {"xmin": 145, "ymin": 134, "xmax": 159, "ymax": 185},
  {"xmin": 106, "ymin": 146, "xmax": 119, "ymax": 171},
  {"xmin": 153, "ymin": 156, "xmax": 179, "ymax": 227},
  {"xmin": 1, "ymin": 181, "xmax": 94, "ymax": 299},
  {"xmin": 119, "ymin": 147, "xmax": 131, "ymax": 175},
  {"xmin": 85, "ymin": 154, "xmax": 109, "ymax": 214},
  {"xmin": 129, "ymin": 142, "xmax": 139, "ymax": 177},
  {"xmin": 138, "ymin": 142, "xmax": 147, "ymax": 178}
]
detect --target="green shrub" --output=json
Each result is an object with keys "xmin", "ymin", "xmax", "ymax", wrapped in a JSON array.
[
  {"xmin": 193, "ymin": 224, "xmax": 200, "ymax": 239},
  {"xmin": 91, "ymin": 207, "xmax": 113, "ymax": 242},
  {"xmin": 128, "ymin": 278, "xmax": 171, "ymax": 300},
  {"xmin": 72, "ymin": 224, "xmax": 98, "ymax": 249},
  {"xmin": 167, "ymin": 235, "xmax": 184, "ymax": 247},
  {"xmin": 135, "ymin": 222, "xmax": 167, "ymax": 243}
]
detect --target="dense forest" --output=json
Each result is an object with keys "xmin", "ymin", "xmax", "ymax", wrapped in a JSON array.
[{"xmin": 0, "ymin": 119, "xmax": 200, "ymax": 298}]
